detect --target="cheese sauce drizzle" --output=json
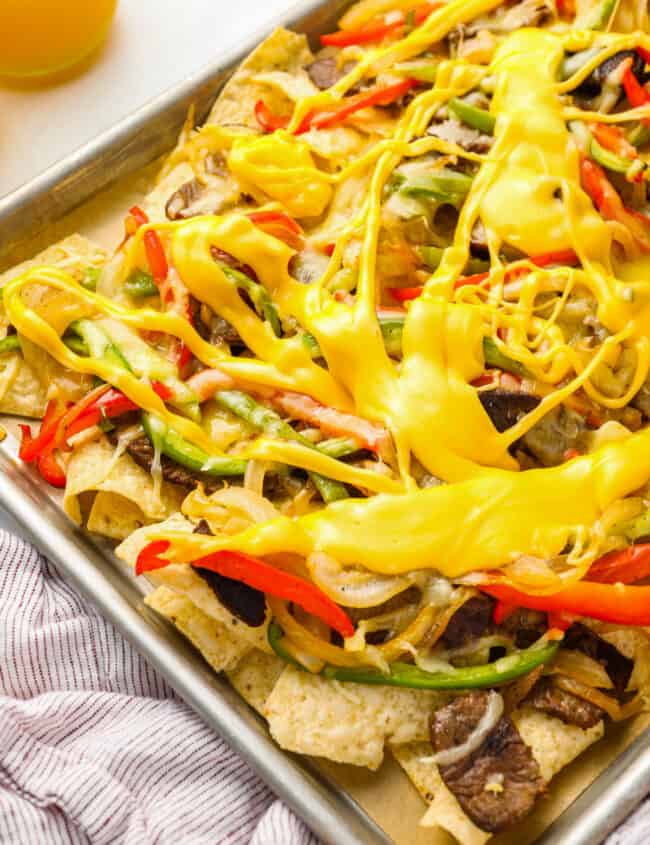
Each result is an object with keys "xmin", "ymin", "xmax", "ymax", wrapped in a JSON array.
[{"xmin": 7, "ymin": 3, "xmax": 650, "ymax": 581}]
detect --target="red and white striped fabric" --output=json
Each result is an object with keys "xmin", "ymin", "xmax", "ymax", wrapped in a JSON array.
[{"xmin": 0, "ymin": 531, "xmax": 319, "ymax": 845}]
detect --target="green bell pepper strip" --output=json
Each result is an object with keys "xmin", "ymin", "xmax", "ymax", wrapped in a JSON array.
[
  {"xmin": 394, "ymin": 60, "xmax": 439, "ymax": 82},
  {"xmin": 305, "ymin": 319, "xmax": 526, "ymax": 377},
  {"xmin": 81, "ymin": 266, "xmax": 102, "ymax": 292},
  {"xmin": 67, "ymin": 319, "xmax": 133, "ymax": 373},
  {"xmin": 582, "ymin": 0, "xmax": 618, "ymax": 30},
  {"xmin": 589, "ymin": 136, "xmax": 630, "ymax": 174},
  {"xmin": 628, "ymin": 123, "xmax": 650, "ymax": 148},
  {"xmin": 142, "ymin": 413, "xmax": 247, "ymax": 477},
  {"xmin": 214, "ymin": 390, "xmax": 349, "ymax": 503},
  {"xmin": 124, "ymin": 269, "xmax": 159, "ymax": 299},
  {"xmin": 482, "ymin": 336, "xmax": 529, "ymax": 377},
  {"xmin": 216, "ymin": 262, "xmax": 282, "ymax": 338},
  {"xmin": 419, "ymin": 245, "xmax": 489, "ymax": 275},
  {"xmin": 267, "ymin": 622, "xmax": 305, "ymax": 669},
  {"xmin": 0, "ymin": 334, "xmax": 20, "ymax": 356},
  {"xmin": 448, "ymin": 98, "xmax": 496, "ymax": 134},
  {"xmin": 315, "ymin": 437, "xmax": 361, "ymax": 459},
  {"xmin": 612, "ymin": 512, "xmax": 650, "ymax": 542},
  {"xmin": 268, "ymin": 622, "xmax": 559, "ymax": 688},
  {"xmin": 398, "ymin": 168, "xmax": 474, "ymax": 206}
]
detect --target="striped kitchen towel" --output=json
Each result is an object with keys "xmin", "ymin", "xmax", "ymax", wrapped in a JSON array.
[
  {"xmin": 1, "ymin": 529, "xmax": 649, "ymax": 844},
  {"xmin": 0, "ymin": 531, "xmax": 318, "ymax": 845}
]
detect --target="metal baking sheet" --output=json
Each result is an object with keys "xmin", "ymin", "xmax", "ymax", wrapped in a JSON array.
[{"xmin": 1, "ymin": 2, "xmax": 650, "ymax": 842}]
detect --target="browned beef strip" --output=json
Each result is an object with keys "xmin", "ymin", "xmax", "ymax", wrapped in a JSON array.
[
  {"xmin": 431, "ymin": 691, "xmax": 544, "ymax": 833},
  {"xmin": 478, "ymin": 390, "xmax": 540, "ymax": 434},
  {"xmin": 520, "ymin": 404, "xmax": 588, "ymax": 467},
  {"xmin": 441, "ymin": 595, "xmax": 495, "ymax": 649},
  {"xmin": 192, "ymin": 520, "xmax": 267, "ymax": 627},
  {"xmin": 165, "ymin": 178, "xmax": 203, "ymax": 220},
  {"xmin": 563, "ymin": 623, "xmax": 633, "ymax": 699},
  {"xmin": 124, "ymin": 435, "xmax": 225, "ymax": 494},
  {"xmin": 524, "ymin": 677, "xmax": 604, "ymax": 729},
  {"xmin": 306, "ymin": 56, "xmax": 357, "ymax": 90},
  {"xmin": 427, "ymin": 118, "xmax": 493, "ymax": 153},
  {"xmin": 499, "ymin": 608, "xmax": 547, "ymax": 649}
]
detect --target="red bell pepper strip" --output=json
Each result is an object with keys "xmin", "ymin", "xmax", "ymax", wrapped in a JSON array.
[
  {"xmin": 136, "ymin": 541, "xmax": 355, "ymax": 638},
  {"xmin": 581, "ymin": 157, "xmax": 650, "ymax": 251},
  {"xmin": 482, "ymin": 581, "xmax": 650, "ymax": 626},
  {"xmin": 389, "ymin": 249, "xmax": 580, "ymax": 302},
  {"xmin": 320, "ymin": 3, "xmax": 438, "ymax": 47},
  {"xmin": 587, "ymin": 542, "xmax": 650, "ymax": 584},
  {"xmin": 19, "ymin": 399, "xmax": 68, "ymax": 463},
  {"xmin": 308, "ymin": 78, "xmax": 418, "ymax": 130},
  {"xmin": 254, "ymin": 100, "xmax": 290, "ymax": 132},
  {"xmin": 622, "ymin": 57, "xmax": 650, "ymax": 127},
  {"xmin": 37, "ymin": 449, "xmax": 66, "ymax": 488},
  {"xmin": 124, "ymin": 205, "xmax": 149, "ymax": 237},
  {"xmin": 55, "ymin": 383, "xmax": 111, "ymax": 449},
  {"xmin": 144, "ymin": 229, "xmax": 169, "ymax": 282},
  {"xmin": 60, "ymin": 381, "xmax": 173, "ymax": 444},
  {"xmin": 248, "ymin": 210, "xmax": 305, "ymax": 250},
  {"xmin": 592, "ymin": 124, "xmax": 638, "ymax": 159}
]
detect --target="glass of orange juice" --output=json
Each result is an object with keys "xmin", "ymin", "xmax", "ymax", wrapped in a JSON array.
[{"xmin": 0, "ymin": 0, "xmax": 118, "ymax": 78}]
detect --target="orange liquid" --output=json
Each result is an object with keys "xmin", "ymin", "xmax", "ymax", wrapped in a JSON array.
[{"xmin": 0, "ymin": 0, "xmax": 118, "ymax": 78}]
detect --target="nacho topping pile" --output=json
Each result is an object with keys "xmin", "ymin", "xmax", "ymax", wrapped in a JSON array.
[{"xmin": 3, "ymin": 0, "xmax": 650, "ymax": 836}]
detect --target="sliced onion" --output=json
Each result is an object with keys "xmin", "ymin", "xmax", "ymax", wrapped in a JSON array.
[
  {"xmin": 554, "ymin": 676, "xmax": 641, "ymax": 722},
  {"xmin": 547, "ymin": 649, "xmax": 613, "ymax": 690},
  {"xmin": 307, "ymin": 551, "xmax": 425, "ymax": 608},
  {"xmin": 421, "ymin": 692, "xmax": 504, "ymax": 767},
  {"xmin": 244, "ymin": 459, "xmax": 268, "ymax": 497},
  {"xmin": 183, "ymin": 485, "xmax": 279, "ymax": 530}
]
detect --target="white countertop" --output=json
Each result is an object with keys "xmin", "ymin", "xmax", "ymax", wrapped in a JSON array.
[
  {"xmin": 0, "ymin": 0, "xmax": 294, "ymax": 198},
  {"xmin": 0, "ymin": 0, "xmax": 294, "ymax": 533}
]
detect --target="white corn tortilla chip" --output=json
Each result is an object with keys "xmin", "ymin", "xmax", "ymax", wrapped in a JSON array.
[
  {"xmin": 0, "ymin": 234, "xmax": 106, "ymax": 419},
  {"xmin": 64, "ymin": 438, "xmax": 184, "ymax": 537},
  {"xmin": 207, "ymin": 28, "xmax": 314, "ymax": 129},
  {"xmin": 116, "ymin": 514, "xmax": 271, "ymax": 652},
  {"xmin": 264, "ymin": 667, "xmax": 447, "ymax": 770},
  {"xmin": 145, "ymin": 585, "xmax": 251, "ymax": 672},
  {"xmin": 227, "ymin": 649, "xmax": 285, "ymax": 714},
  {"xmin": 393, "ymin": 708, "xmax": 604, "ymax": 844}
]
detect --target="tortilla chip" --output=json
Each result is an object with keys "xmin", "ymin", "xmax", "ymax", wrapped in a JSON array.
[
  {"xmin": 64, "ymin": 437, "xmax": 184, "ymax": 537},
  {"xmin": 145, "ymin": 585, "xmax": 251, "ymax": 672},
  {"xmin": 115, "ymin": 514, "xmax": 271, "ymax": 652},
  {"xmin": 0, "ymin": 234, "xmax": 106, "ymax": 419},
  {"xmin": 263, "ymin": 668, "xmax": 446, "ymax": 770},
  {"xmin": 227, "ymin": 649, "xmax": 285, "ymax": 714},
  {"xmin": 393, "ymin": 742, "xmax": 491, "ymax": 845},
  {"xmin": 393, "ymin": 709, "xmax": 604, "ymax": 844},
  {"xmin": 206, "ymin": 28, "xmax": 313, "ymax": 128},
  {"xmin": 513, "ymin": 707, "xmax": 604, "ymax": 783}
]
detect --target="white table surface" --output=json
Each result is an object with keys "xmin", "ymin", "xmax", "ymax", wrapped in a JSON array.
[{"xmin": 0, "ymin": 0, "xmax": 293, "ymax": 532}]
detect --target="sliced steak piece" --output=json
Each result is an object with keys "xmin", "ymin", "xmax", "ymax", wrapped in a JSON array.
[
  {"xmin": 521, "ymin": 404, "xmax": 586, "ymax": 466},
  {"xmin": 441, "ymin": 595, "xmax": 495, "ymax": 649},
  {"xmin": 573, "ymin": 49, "xmax": 646, "ymax": 99},
  {"xmin": 124, "ymin": 435, "xmax": 224, "ymax": 494},
  {"xmin": 192, "ymin": 520, "xmax": 267, "ymax": 627},
  {"xmin": 427, "ymin": 118, "xmax": 493, "ymax": 153},
  {"xmin": 431, "ymin": 691, "xmax": 544, "ymax": 833},
  {"xmin": 479, "ymin": 390, "xmax": 540, "ymax": 433},
  {"xmin": 563, "ymin": 623, "xmax": 633, "ymax": 699},
  {"xmin": 306, "ymin": 56, "xmax": 343, "ymax": 90},
  {"xmin": 525, "ymin": 677, "xmax": 604, "ymax": 729},
  {"xmin": 499, "ymin": 607, "xmax": 547, "ymax": 648},
  {"xmin": 166, "ymin": 178, "xmax": 203, "ymax": 220}
]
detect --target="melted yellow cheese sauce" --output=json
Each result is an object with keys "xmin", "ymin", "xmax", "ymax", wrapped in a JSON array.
[{"xmin": 6, "ymin": 3, "xmax": 650, "ymax": 583}]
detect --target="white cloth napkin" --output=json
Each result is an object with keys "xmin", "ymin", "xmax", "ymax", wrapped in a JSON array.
[
  {"xmin": 0, "ymin": 531, "xmax": 318, "ymax": 845},
  {"xmin": 0, "ymin": 529, "xmax": 647, "ymax": 845}
]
